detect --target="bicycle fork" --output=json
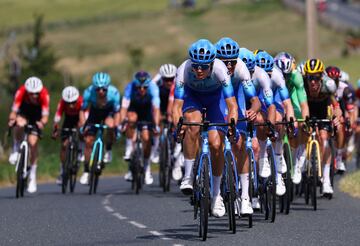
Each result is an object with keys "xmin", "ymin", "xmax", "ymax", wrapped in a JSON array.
[{"xmin": 15, "ymin": 141, "xmax": 29, "ymax": 179}]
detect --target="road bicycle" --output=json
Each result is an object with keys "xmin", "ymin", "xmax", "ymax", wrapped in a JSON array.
[
  {"xmin": 159, "ymin": 119, "xmax": 173, "ymax": 192},
  {"xmin": 176, "ymin": 108, "xmax": 235, "ymax": 241}
]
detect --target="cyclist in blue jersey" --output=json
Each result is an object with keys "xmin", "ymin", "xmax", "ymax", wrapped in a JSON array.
[
  {"xmin": 172, "ymin": 39, "xmax": 238, "ymax": 218},
  {"xmin": 255, "ymin": 51, "xmax": 296, "ymax": 196},
  {"xmin": 79, "ymin": 72, "xmax": 121, "ymax": 185},
  {"xmin": 121, "ymin": 71, "xmax": 161, "ymax": 185},
  {"xmin": 215, "ymin": 37, "xmax": 260, "ymax": 215}
]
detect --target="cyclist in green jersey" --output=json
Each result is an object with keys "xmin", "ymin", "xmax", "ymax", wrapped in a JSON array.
[{"xmin": 274, "ymin": 52, "xmax": 309, "ymax": 184}]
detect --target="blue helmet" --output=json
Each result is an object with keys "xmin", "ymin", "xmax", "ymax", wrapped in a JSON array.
[
  {"xmin": 215, "ymin": 37, "xmax": 239, "ymax": 59},
  {"xmin": 92, "ymin": 72, "xmax": 111, "ymax": 88},
  {"xmin": 239, "ymin": 48, "xmax": 255, "ymax": 72},
  {"xmin": 188, "ymin": 39, "xmax": 216, "ymax": 64},
  {"xmin": 255, "ymin": 51, "xmax": 274, "ymax": 72},
  {"xmin": 133, "ymin": 71, "xmax": 151, "ymax": 87}
]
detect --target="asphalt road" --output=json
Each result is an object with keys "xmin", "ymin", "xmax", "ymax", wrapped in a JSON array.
[{"xmin": 1, "ymin": 166, "xmax": 360, "ymax": 246}]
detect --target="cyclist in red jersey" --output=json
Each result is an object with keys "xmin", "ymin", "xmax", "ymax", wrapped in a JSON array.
[
  {"xmin": 8, "ymin": 77, "xmax": 50, "ymax": 193},
  {"xmin": 52, "ymin": 86, "xmax": 83, "ymax": 185}
]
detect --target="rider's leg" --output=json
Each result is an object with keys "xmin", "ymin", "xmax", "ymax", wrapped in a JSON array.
[
  {"xmin": 83, "ymin": 135, "xmax": 95, "ymax": 173},
  {"xmin": 124, "ymin": 112, "xmax": 137, "ymax": 160},
  {"xmin": 104, "ymin": 116, "xmax": 115, "ymax": 163},
  {"xmin": 142, "ymin": 129, "xmax": 153, "ymax": 184},
  {"xmin": 27, "ymin": 134, "xmax": 39, "ymax": 193},
  {"xmin": 256, "ymin": 112, "xmax": 271, "ymax": 178},
  {"xmin": 319, "ymin": 129, "xmax": 332, "ymax": 193}
]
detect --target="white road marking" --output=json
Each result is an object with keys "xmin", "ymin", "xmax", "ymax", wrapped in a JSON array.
[
  {"xmin": 129, "ymin": 221, "xmax": 147, "ymax": 229},
  {"xmin": 104, "ymin": 205, "xmax": 114, "ymax": 212},
  {"xmin": 149, "ymin": 231, "xmax": 164, "ymax": 236},
  {"xmin": 112, "ymin": 212, "xmax": 127, "ymax": 220}
]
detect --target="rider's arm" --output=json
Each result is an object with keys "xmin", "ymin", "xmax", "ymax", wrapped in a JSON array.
[
  {"xmin": 79, "ymin": 87, "xmax": 91, "ymax": 127},
  {"xmin": 293, "ymin": 71, "xmax": 310, "ymax": 119},
  {"xmin": 256, "ymin": 67, "xmax": 275, "ymax": 124},
  {"xmin": 166, "ymin": 84, "xmax": 175, "ymax": 122},
  {"xmin": 243, "ymin": 80, "xmax": 261, "ymax": 114},
  {"xmin": 149, "ymin": 82, "xmax": 161, "ymax": 128},
  {"xmin": 54, "ymin": 99, "xmax": 64, "ymax": 127},
  {"xmin": 119, "ymin": 83, "xmax": 132, "ymax": 124},
  {"xmin": 113, "ymin": 88, "xmax": 121, "ymax": 127},
  {"xmin": 39, "ymin": 88, "xmax": 50, "ymax": 127}
]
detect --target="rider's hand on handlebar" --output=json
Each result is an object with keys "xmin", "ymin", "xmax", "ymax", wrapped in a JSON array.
[
  {"xmin": 8, "ymin": 118, "xmax": 16, "ymax": 128},
  {"xmin": 246, "ymin": 110, "xmax": 257, "ymax": 122},
  {"xmin": 36, "ymin": 121, "xmax": 44, "ymax": 130},
  {"xmin": 332, "ymin": 116, "xmax": 341, "ymax": 129},
  {"xmin": 153, "ymin": 125, "xmax": 161, "ymax": 135}
]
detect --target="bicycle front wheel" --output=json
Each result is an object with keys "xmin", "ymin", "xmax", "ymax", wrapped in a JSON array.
[
  {"xmin": 282, "ymin": 142, "xmax": 292, "ymax": 214},
  {"xmin": 16, "ymin": 147, "xmax": 26, "ymax": 198},
  {"xmin": 247, "ymin": 148, "xmax": 255, "ymax": 228},
  {"xmin": 266, "ymin": 145, "xmax": 276, "ymax": 223},
  {"xmin": 225, "ymin": 151, "xmax": 236, "ymax": 234},
  {"xmin": 199, "ymin": 155, "xmax": 210, "ymax": 241},
  {"xmin": 310, "ymin": 142, "xmax": 318, "ymax": 210},
  {"xmin": 89, "ymin": 145, "xmax": 100, "ymax": 195}
]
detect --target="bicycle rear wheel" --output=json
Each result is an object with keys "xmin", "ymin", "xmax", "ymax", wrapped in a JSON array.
[
  {"xmin": 159, "ymin": 135, "xmax": 166, "ymax": 188},
  {"xmin": 132, "ymin": 146, "xmax": 143, "ymax": 195},
  {"xmin": 199, "ymin": 155, "xmax": 210, "ymax": 241},
  {"xmin": 89, "ymin": 145, "xmax": 100, "ymax": 195},
  {"xmin": 310, "ymin": 142, "xmax": 318, "ymax": 210},
  {"xmin": 16, "ymin": 147, "xmax": 26, "ymax": 198},
  {"xmin": 62, "ymin": 144, "xmax": 72, "ymax": 194},
  {"xmin": 225, "ymin": 151, "xmax": 236, "ymax": 233},
  {"xmin": 266, "ymin": 145, "xmax": 276, "ymax": 223},
  {"xmin": 247, "ymin": 148, "xmax": 255, "ymax": 228}
]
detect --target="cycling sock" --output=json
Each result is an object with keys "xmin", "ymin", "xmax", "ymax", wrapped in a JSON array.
[
  {"xmin": 174, "ymin": 153, "xmax": 183, "ymax": 168},
  {"xmin": 212, "ymin": 175, "xmax": 221, "ymax": 197},
  {"xmin": 153, "ymin": 136, "xmax": 159, "ymax": 151},
  {"xmin": 258, "ymin": 140, "xmax": 267, "ymax": 158},
  {"xmin": 84, "ymin": 162, "xmax": 89, "ymax": 173},
  {"xmin": 144, "ymin": 159, "xmax": 150, "ymax": 173},
  {"xmin": 240, "ymin": 173, "xmax": 249, "ymax": 200},
  {"xmin": 323, "ymin": 164, "xmax": 330, "ymax": 184},
  {"xmin": 274, "ymin": 139, "xmax": 283, "ymax": 155},
  {"xmin": 184, "ymin": 159, "xmax": 195, "ymax": 178},
  {"xmin": 30, "ymin": 164, "xmax": 37, "ymax": 180},
  {"xmin": 173, "ymin": 143, "xmax": 182, "ymax": 158}
]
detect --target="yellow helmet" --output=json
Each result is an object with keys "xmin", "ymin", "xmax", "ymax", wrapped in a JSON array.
[
  {"xmin": 253, "ymin": 49, "xmax": 264, "ymax": 55},
  {"xmin": 304, "ymin": 59, "xmax": 324, "ymax": 74}
]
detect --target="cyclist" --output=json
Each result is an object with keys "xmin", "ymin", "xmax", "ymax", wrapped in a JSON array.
[
  {"xmin": 255, "ymin": 51, "xmax": 296, "ymax": 196},
  {"xmin": 326, "ymin": 66, "xmax": 356, "ymax": 173},
  {"xmin": 239, "ymin": 47, "xmax": 275, "ymax": 209},
  {"xmin": 274, "ymin": 52, "xmax": 309, "ymax": 184},
  {"xmin": 8, "ymin": 76, "xmax": 50, "ymax": 193},
  {"xmin": 121, "ymin": 71, "xmax": 161, "ymax": 185},
  {"xmin": 152, "ymin": 64, "xmax": 183, "ymax": 181},
  {"xmin": 215, "ymin": 37, "xmax": 260, "ymax": 215},
  {"xmin": 303, "ymin": 59, "xmax": 344, "ymax": 195},
  {"xmin": 173, "ymin": 39, "xmax": 238, "ymax": 217},
  {"xmin": 52, "ymin": 86, "xmax": 83, "ymax": 185},
  {"xmin": 79, "ymin": 72, "xmax": 121, "ymax": 185}
]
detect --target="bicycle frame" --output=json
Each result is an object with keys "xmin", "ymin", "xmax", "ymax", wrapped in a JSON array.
[
  {"xmin": 15, "ymin": 125, "xmax": 33, "ymax": 179},
  {"xmin": 89, "ymin": 124, "xmax": 107, "ymax": 170}
]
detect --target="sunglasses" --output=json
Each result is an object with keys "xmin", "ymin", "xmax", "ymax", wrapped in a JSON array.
[
  {"xmin": 136, "ymin": 85, "xmax": 148, "ymax": 90},
  {"xmin": 222, "ymin": 59, "xmax": 237, "ymax": 67},
  {"xmin": 96, "ymin": 87, "xmax": 108, "ymax": 92},
  {"xmin": 29, "ymin": 92, "xmax": 39, "ymax": 96},
  {"xmin": 306, "ymin": 74, "xmax": 322, "ymax": 81},
  {"xmin": 191, "ymin": 63, "xmax": 211, "ymax": 71},
  {"xmin": 163, "ymin": 77, "xmax": 175, "ymax": 82}
]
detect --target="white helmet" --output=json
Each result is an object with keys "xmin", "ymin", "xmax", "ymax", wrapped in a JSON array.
[
  {"xmin": 62, "ymin": 86, "xmax": 79, "ymax": 103},
  {"xmin": 24, "ymin": 76, "xmax": 43, "ymax": 93},
  {"xmin": 340, "ymin": 70, "xmax": 350, "ymax": 82},
  {"xmin": 159, "ymin": 64, "xmax": 177, "ymax": 78}
]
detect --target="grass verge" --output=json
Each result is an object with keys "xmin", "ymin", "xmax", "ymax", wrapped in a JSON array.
[{"xmin": 339, "ymin": 170, "xmax": 360, "ymax": 198}]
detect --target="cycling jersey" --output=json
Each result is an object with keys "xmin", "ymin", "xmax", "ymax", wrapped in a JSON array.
[
  {"xmin": 12, "ymin": 85, "xmax": 50, "ymax": 124},
  {"xmin": 285, "ymin": 69, "xmax": 307, "ymax": 119},
  {"xmin": 251, "ymin": 66, "xmax": 274, "ymax": 107},
  {"xmin": 175, "ymin": 58, "xmax": 234, "ymax": 132},
  {"xmin": 54, "ymin": 97, "xmax": 83, "ymax": 130}
]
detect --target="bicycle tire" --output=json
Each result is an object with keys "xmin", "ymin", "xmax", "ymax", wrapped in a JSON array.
[
  {"xmin": 225, "ymin": 151, "xmax": 236, "ymax": 234},
  {"xmin": 62, "ymin": 144, "xmax": 72, "ymax": 194},
  {"xmin": 283, "ymin": 142, "xmax": 292, "ymax": 214},
  {"xmin": 132, "ymin": 144, "xmax": 143, "ymax": 195},
  {"xmin": 310, "ymin": 142, "xmax": 318, "ymax": 211},
  {"xmin": 247, "ymin": 148, "xmax": 254, "ymax": 228},
  {"xmin": 165, "ymin": 135, "xmax": 172, "ymax": 192},
  {"xmin": 16, "ymin": 147, "xmax": 26, "ymax": 198},
  {"xmin": 267, "ymin": 145, "xmax": 276, "ymax": 223},
  {"xmin": 329, "ymin": 139, "xmax": 336, "ymax": 190},
  {"xmin": 89, "ymin": 145, "xmax": 100, "ymax": 195},
  {"xmin": 159, "ymin": 135, "xmax": 166, "ymax": 189},
  {"xmin": 199, "ymin": 155, "xmax": 210, "ymax": 241},
  {"xmin": 70, "ymin": 140, "xmax": 79, "ymax": 193}
]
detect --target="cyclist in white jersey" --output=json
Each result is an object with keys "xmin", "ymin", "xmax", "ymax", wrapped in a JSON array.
[
  {"xmin": 215, "ymin": 38, "xmax": 261, "ymax": 215},
  {"xmin": 173, "ymin": 39, "xmax": 238, "ymax": 218}
]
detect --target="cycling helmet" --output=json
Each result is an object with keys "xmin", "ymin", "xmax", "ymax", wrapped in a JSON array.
[
  {"xmin": 325, "ymin": 66, "xmax": 341, "ymax": 81},
  {"xmin": 215, "ymin": 37, "xmax": 239, "ymax": 59},
  {"xmin": 297, "ymin": 60, "xmax": 306, "ymax": 76},
  {"xmin": 188, "ymin": 39, "xmax": 216, "ymax": 64},
  {"xmin": 357, "ymin": 79, "xmax": 360, "ymax": 88},
  {"xmin": 24, "ymin": 76, "xmax": 43, "ymax": 93},
  {"xmin": 159, "ymin": 64, "xmax": 177, "ymax": 78},
  {"xmin": 92, "ymin": 72, "xmax": 111, "ymax": 88},
  {"xmin": 239, "ymin": 48, "xmax": 256, "ymax": 72},
  {"xmin": 274, "ymin": 52, "xmax": 294, "ymax": 74},
  {"xmin": 133, "ymin": 71, "xmax": 151, "ymax": 87},
  {"xmin": 304, "ymin": 59, "xmax": 324, "ymax": 74},
  {"xmin": 255, "ymin": 51, "xmax": 274, "ymax": 72},
  {"xmin": 340, "ymin": 70, "xmax": 350, "ymax": 82},
  {"xmin": 62, "ymin": 86, "xmax": 79, "ymax": 103},
  {"xmin": 253, "ymin": 49, "xmax": 265, "ymax": 55}
]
